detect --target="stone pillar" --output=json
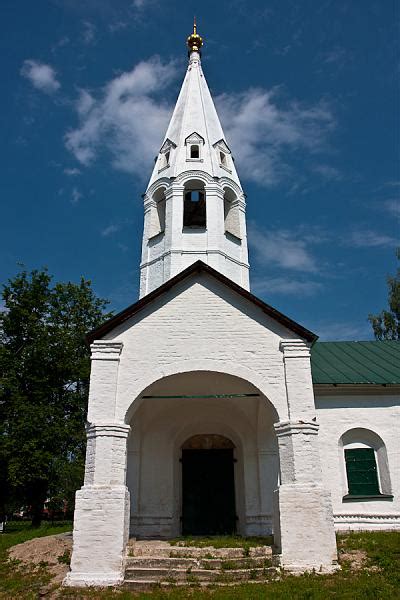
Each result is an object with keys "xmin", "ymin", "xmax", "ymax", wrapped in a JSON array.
[
  {"xmin": 273, "ymin": 340, "xmax": 338, "ymax": 572},
  {"xmin": 65, "ymin": 342, "xmax": 131, "ymax": 587}
]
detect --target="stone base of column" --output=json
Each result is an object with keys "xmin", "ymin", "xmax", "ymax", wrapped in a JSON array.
[
  {"xmin": 273, "ymin": 484, "xmax": 338, "ymax": 573},
  {"xmin": 64, "ymin": 485, "xmax": 130, "ymax": 587}
]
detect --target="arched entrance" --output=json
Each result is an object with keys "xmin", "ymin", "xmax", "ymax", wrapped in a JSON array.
[
  {"xmin": 181, "ymin": 434, "xmax": 236, "ymax": 535},
  {"xmin": 126, "ymin": 370, "xmax": 280, "ymax": 539}
]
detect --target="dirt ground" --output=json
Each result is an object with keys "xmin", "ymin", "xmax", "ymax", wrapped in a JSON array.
[{"xmin": 9, "ymin": 532, "xmax": 73, "ymax": 587}]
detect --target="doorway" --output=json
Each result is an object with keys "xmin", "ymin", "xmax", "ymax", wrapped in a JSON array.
[{"xmin": 181, "ymin": 435, "xmax": 236, "ymax": 535}]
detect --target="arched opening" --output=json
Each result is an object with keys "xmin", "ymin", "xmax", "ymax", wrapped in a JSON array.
[
  {"xmin": 181, "ymin": 434, "xmax": 236, "ymax": 535},
  {"xmin": 224, "ymin": 187, "xmax": 241, "ymax": 238},
  {"xmin": 126, "ymin": 370, "xmax": 279, "ymax": 539},
  {"xmin": 183, "ymin": 179, "xmax": 206, "ymax": 228}
]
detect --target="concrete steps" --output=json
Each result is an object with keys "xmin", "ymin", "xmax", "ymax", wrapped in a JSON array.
[{"xmin": 124, "ymin": 540, "xmax": 278, "ymax": 589}]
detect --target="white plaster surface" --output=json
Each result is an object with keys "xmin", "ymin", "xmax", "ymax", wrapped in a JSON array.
[{"xmin": 315, "ymin": 390, "xmax": 400, "ymax": 530}]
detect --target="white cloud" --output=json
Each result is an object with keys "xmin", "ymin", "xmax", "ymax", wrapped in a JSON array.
[
  {"xmin": 20, "ymin": 59, "xmax": 61, "ymax": 94},
  {"xmin": 101, "ymin": 223, "xmax": 120, "ymax": 237},
  {"xmin": 252, "ymin": 276, "xmax": 323, "ymax": 297},
  {"xmin": 311, "ymin": 320, "xmax": 372, "ymax": 341},
  {"xmin": 346, "ymin": 230, "xmax": 397, "ymax": 248},
  {"xmin": 64, "ymin": 58, "xmax": 335, "ymax": 189},
  {"xmin": 216, "ymin": 87, "xmax": 335, "ymax": 186},
  {"xmin": 65, "ymin": 56, "xmax": 178, "ymax": 178},
  {"xmin": 76, "ymin": 89, "xmax": 95, "ymax": 116},
  {"xmin": 384, "ymin": 199, "xmax": 400, "ymax": 218},
  {"xmin": 64, "ymin": 167, "xmax": 81, "ymax": 176},
  {"xmin": 82, "ymin": 21, "xmax": 96, "ymax": 45},
  {"xmin": 248, "ymin": 223, "xmax": 318, "ymax": 272},
  {"xmin": 312, "ymin": 164, "xmax": 342, "ymax": 181},
  {"xmin": 71, "ymin": 187, "xmax": 83, "ymax": 204}
]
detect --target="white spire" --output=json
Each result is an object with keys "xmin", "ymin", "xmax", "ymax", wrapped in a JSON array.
[{"xmin": 139, "ymin": 23, "xmax": 249, "ymax": 297}]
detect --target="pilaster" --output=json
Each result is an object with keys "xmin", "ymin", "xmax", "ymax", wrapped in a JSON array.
[
  {"xmin": 273, "ymin": 420, "xmax": 338, "ymax": 572},
  {"xmin": 65, "ymin": 339, "xmax": 131, "ymax": 587},
  {"xmin": 280, "ymin": 339, "xmax": 315, "ymax": 419},
  {"xmin": 87, "ymin": 341, "xmax": 123, "ymax": 423}
]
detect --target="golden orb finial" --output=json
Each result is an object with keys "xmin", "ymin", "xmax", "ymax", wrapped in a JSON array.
[{"xmin": 187, "ymin": 17, "xmax": 203, "ymax": 54}]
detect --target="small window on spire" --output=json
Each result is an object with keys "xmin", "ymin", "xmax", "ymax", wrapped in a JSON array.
[
  {"xmin": 190, "ymin": 145, "xmax": 200, "ymax": 159},
  {"xmin": 220, "ymin": 151, "xmax": 226, "ymax": 165},
  {"xmin": 165, "ymin": 151, "xmax": 170, "ymax": 165}
]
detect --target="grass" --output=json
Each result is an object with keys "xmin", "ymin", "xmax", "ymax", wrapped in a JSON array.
[
  {"xmin": 0, "ymin": 524, "xmax": 399, "ymax": 599},
  {"xmin": 0, "ymin": 520, "xmax": 72, "ymax": 600}
]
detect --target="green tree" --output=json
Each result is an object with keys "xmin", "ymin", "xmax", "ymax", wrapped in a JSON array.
[
  {"xmin": 0, "ymin": 268, "xmax": 111, "ymax": 525},
  {"xmin": 368, "ymin": 249, "xmax": 400, "ymax": 340}
]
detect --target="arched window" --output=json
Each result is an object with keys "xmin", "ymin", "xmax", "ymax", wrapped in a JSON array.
[
  {"xmin": 190, "ymin": 145, "xmax": 200, "ymax": 159},
  {"xmin": 183, "ymin": 180, "xmax": 206, "ymax": 228},
  {"xmin": 340, "ymin": 428, "xmax": 393, "ymax": 500}
]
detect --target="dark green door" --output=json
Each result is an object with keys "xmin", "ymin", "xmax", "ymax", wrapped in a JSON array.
[{"xmin": 182, "ymin": 449, "xmax": 236, "ymax": 535}]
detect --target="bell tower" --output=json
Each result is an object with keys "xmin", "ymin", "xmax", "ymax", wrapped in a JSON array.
[{"xmin": 139, "ymin": 21, "xmax": 250, "ymax": 297}]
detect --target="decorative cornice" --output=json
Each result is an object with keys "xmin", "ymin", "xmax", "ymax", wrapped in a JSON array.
[
  {"xmin": 86, "ymin": 422, "xmax": 131, "ymax": 439},
  {"xmin": 274, "ymin": 420, "xmax": 319, "ymax": 437},
  {"xmin": 90, "ymin": 341, "xmax": 123, "ymax": 361},
  {"xmin": 140, "ymin": 249, "xmax": 250, "ymax": 270},
  {"xmin": 280, "ymin": 339, "xmax": 311, "ymax": 357},
  {"xmin": 334, "ymin": 513, "xmax": 400, "ymax": 521}
]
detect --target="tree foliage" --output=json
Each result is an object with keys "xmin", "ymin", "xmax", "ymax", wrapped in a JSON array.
[
  {"xmin": 0, "ymin": 268, "xmax": 111, "ymax": 525},
  {"xmin": 368, "ymin": 249, "xmax": 400, "ymax": 340}
]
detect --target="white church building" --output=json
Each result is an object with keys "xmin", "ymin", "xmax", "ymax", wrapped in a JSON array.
[{"xmin": 66, "ymin": 24, "xmax": 400, "ymax": 587}]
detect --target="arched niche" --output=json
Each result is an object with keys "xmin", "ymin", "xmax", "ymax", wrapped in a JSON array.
[
  {"xmin": 339, "ymin": 427, "xmax": 392, "ymax": 498},
  {"xmin": 149, "ymin": 186, "xmax": 166, "ymax": 238},
  {"xmin": 223, "ymin": 186, "xmax": 241, "ymax": 239}
]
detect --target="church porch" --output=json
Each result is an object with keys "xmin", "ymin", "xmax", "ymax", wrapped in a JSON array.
[{"xmin": 127, "ymin": 371, "xmax": 279, "ymax": 540}]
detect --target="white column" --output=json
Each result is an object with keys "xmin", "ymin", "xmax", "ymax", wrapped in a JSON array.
[
  {"xmin": 65, "ymin": 342, "xmax": 131, "ymax": 587},
  {"xmin": 272, "ymin": 339, "xmax": 338, "ymax": 572}
]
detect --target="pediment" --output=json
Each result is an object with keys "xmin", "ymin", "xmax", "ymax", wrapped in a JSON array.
[
  {"xmin": 213, "ymin": 139, "xmax": 231, "ymax": 154},
  {"xmin": 159, "ymin": 138, "xmax": 177, "ymax": 154},
  {"xmin": 185, "ymin": 131, "xmax": 205, "ymax": 145}
]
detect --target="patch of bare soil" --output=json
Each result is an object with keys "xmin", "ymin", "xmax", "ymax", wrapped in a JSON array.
[
  {"xmin": 339, "ymin": 548, "xmax": 368, "ymax": 570},
  {"xmin": 9, "ymin": 532, "xmax": 72, "ymax": 589}
]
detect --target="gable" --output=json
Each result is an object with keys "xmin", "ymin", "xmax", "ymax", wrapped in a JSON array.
[
  {"xmin": 185, "ymin": 131, "xmax": 205, "ymax": 145},
  {"xmin": 213, "ymin": 139, "xmax": 231, "ymax": 154},
  {"xmin": 87, "ymin": 261, "xmax": 316, "ymax": 343},
  {"xmin": 159, "ymin": 138, "xmax": 177, "ymax": 153}
]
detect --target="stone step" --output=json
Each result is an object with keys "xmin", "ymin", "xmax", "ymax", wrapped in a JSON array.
[
  {"xmin": 126, "ymin": 555, "xmax": 272, "ymax": 570},
  {"xmin": 124, "ymin": 579, "xmax": 275, "ymax": 591},
  {"xmin": 129, "ymin": 544, "xmax": 272, "ymax": 559},
  {"xmin": 124, "ymin": 566, "xmax": 277, "ymax": 583}
]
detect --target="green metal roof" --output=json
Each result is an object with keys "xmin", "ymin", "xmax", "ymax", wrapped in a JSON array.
[{"xmin": 311, "ymin": 341, "xmax": 400, "ymax": 385}]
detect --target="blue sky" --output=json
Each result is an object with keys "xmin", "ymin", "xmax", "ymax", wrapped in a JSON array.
[{"xmin": 1, "ymin": 0, "xmax": 398, "ymax": 340}]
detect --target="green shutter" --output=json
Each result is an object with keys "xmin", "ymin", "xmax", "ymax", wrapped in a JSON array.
[{"xmin": 345, "ymin": 448, "xmax": 380, "ymax": 496}]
